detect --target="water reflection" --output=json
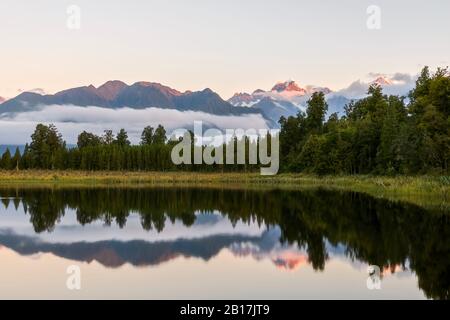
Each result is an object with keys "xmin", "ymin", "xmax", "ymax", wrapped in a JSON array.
[{"xmin": 0, "ymin": 187, "xmax": 448, "ymax": 299}]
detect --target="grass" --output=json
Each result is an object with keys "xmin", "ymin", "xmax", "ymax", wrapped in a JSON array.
[{"xmin": 0, "ymin": 170, "xmax": 449, "ymax": 210}]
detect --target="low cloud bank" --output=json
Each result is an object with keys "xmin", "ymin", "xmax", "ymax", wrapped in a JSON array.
[{"xmin": 0, "ymin": 105, "xmax": 269, "ymax": 144}]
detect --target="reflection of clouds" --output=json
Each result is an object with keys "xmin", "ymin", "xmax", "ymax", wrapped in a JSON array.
[
  {"xmin": 229, "ymin": 228, "xmax": 311, "ymax": 271},
  {"xmin": 0, "ymin": 105, "xmax": 269, "ymax": 144},
  {"xmin": 229, "ymin": 242, "xmax": 309, "ymax": 271}
]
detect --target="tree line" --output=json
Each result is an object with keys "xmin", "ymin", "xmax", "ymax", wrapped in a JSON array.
[
  {"xmin": 1, "ymin": 66, "xmax": 449, "ymax": 174},
  {"xmin": 0, "ymin": 122, "xmax": 266, "ymax": 172}
]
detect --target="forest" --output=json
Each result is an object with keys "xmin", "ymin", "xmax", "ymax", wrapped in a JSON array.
[{"xmin": 0, "ymin": 66, "xmax": 449, "ymax": 175}]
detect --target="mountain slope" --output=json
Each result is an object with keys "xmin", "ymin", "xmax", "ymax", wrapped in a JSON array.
[{"xmin": 252, "ymin": 97, "xmax": 299, "ymax": 124}]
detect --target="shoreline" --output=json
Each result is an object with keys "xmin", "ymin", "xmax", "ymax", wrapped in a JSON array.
[{"xmin": 0, "ymin": 170, "xmax": 449, "ymax": 210}]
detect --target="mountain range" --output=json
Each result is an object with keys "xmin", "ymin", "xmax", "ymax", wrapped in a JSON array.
[
  {"xmin": 228, "ymin": 76, "xmax": 406, "ymax": 121},
  {"xmin": 0, "ymin": 75, "xmax": 413, "ymax": 128},
  {"xmin": 0, "ymin": 80, "xmax": 260, "ymax": 118}
]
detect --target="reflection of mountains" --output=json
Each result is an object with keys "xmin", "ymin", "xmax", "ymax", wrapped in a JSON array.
[
  {"xmin": 0, "ymin": 186, "xmax": 449, "ymax": 299},
  {"xmin": 0, "ymin": 227, "xmax": 308, "ymax": 269},
  {"xmin": 0, "ymin": 230, "xmax": 258, "ymax": 268}
]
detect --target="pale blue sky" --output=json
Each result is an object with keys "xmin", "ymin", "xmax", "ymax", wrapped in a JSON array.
[{"xmin": 0, "ymin": 0, "xmax": 449, "ymax": 99}]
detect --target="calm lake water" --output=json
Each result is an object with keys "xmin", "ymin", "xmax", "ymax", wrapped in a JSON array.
[{"xmin": 0, "ymin": 186, "xmax": 448, "ymax": 300}]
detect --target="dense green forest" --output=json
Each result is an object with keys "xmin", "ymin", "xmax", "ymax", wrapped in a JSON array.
[{"xmin": 1, "ymin": 66, "xmax": 449, "ymax": 174}]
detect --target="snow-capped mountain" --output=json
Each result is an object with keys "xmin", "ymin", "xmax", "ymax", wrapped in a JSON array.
[
  {"xmin": 0, "ymin": 96, "xmax": 5, "ymax": 104},
  {"xmin": 271, "ymin": 80, "xmax": 307, "ymax": 95},
  {"xmin": 371, "ymin": 76, "xmax": 394, "ymax": 86},
  {"xmin": 228, "ymin": 80, "xmax": 335, "ymax": 124},
  {"xmin": 228, "ymin": 74, "xmax": 415, "ymax": 125}
]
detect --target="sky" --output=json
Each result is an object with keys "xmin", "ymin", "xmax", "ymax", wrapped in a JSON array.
[{"xmin": 0, "ymin": 0, "xmax": 449, "ymax": 99}]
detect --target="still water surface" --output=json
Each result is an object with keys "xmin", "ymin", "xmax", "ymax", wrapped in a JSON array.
[{"xmin": 0, "ymin": 187, "xmax": 448, "ymax": 299}]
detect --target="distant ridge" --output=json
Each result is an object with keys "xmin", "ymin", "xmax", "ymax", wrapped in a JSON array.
[{"xmin": 0, "ymin": 81, "xmax": 261, "ymax": 118}]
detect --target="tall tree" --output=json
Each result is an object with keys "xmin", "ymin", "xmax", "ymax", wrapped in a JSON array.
[
  {"xmin": 306, "ymin": 92, "xmax": 328, "ymax": 134},
  {"xmin": 140, "ymin": 126, "xmax": 154, "ymax": 145},
  {"xmin": 153, "ymin": 125, "xmax": 166, "ymax": 145},
  {"xmin": 115, "ymin": 129, "xmax": 131, "ymax": 147},
  {"xmin": 11, "ymin": 147, "xmax": 21, "ymax": 170},
  {"xmin": 29, "ymin": 124, "xmax": 65, "ymax": 169},
  {"xmin": 102, "ymin": 130, "xmax": 115, "ymax": 145},
  {"xmin": 0, "ymin": 149, "xmax": 12, "ymax": 170},
  {"xmin": 77, "ymin": 131, "xmax": 102, "ymax": 148}
]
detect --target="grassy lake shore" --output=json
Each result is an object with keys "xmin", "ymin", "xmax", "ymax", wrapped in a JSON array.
[{"xmin": 0, "ymin": 170, "xmax": 449, "ymax": 210}]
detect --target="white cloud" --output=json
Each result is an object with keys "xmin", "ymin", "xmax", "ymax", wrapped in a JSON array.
[
  {"xmin": 0, "ymin": 105, "xmax": 269, "ymax": 145},
  {"xmin": 336, "ymin": 72, "xmax": 418, "ymax": 99}
]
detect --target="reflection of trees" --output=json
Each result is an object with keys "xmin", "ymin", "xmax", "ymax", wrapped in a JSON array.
[{"xmin": 0, "ymin": 187, "xmax": 448, "ymax": 299}]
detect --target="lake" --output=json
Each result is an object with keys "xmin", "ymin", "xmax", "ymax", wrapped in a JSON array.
[{"xmin": 0, "ymin": 186, "xmax": 448, "ymax": 300}]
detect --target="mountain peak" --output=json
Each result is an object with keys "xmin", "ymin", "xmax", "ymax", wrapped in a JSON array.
[
  {"xmin": 252, "ymin": 89, "xmax": 265, "ymax": 95},
  {"xmin": 230, "ymin": 92, "xmax": 252, "ymax": 99},
  {"xmin": 271, "ymin": 80, "xmax": 306, "ymax": 94},
  {"xmin": 133, "ymin": 82, "xmax": 181, "ymax": 96},
  {"xmin": 202, "ymin": 88, "xmax": 214, "ymax": 94},
  {"xmin": 97, "ymin": 80, "xmax": 128, "ymax": 100},
  {"xmin": 228, "ymin": 92, "xmax": 258, "ymax": 107},
  {"xmin": 371, "ymin": 76, "xmax": 393, "ymax": 86}
]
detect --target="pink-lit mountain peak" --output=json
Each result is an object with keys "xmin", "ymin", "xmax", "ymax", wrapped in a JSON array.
[
  {"xmin": 96, "ymin": 80, "xmax": 128, "ymax": 100},
  {"xmin": 271, "ymin": 80, "xmax": 306, "ymax": 94},
  {"xmin": 371, "ymin": 76, "xmax": 394, "ymax": 86}
]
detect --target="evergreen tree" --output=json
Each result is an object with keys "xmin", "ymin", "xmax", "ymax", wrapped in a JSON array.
[
  {"xmin": 78, "ymin": 131, "xmax": 102, "ymax": 148},
  {"xmin": 140, "ymin": 126, "xmax": 154, "ymax": 145},
  {"xmin": 1, "ymin": 149, "xmax": 12, "ymax": 170},
  {"xmin": 306, "ymin": 92, "xmax": 328, "ymax": 134},
  {"xmin": 11, "ymin": 147, "xmax": 21, "ymax": 170},
  {"xmin": 115, "ymin": 129, "xmax": 130, "ymax": 147},
  {"xmin": 153, "ymin": 125, "xmax": 166, "ymax": 145}
]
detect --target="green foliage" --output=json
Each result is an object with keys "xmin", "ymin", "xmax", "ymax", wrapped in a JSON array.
[
  {"xmin": 114, "ymin": 129, "xmax": 131, "ymax": 147},
  {"xmin": 77, "ymin": 131, "xmax": 102, "ymax": 148},
  {"xmin": 26, "ymin": 124, "xmax": 65, "ymax": 169},
  {"xmin": 0, "ymin": 149, "xmax": 12, "ymax": 170},
  {"xmin": 153, "ymin": 125, "xmax": 166, "ymax": 145},
  {"xmin": 279, "ymin": 66, "xmax": 450, "ymax": 175},
  {"xmin": 140, "ymin": 126, "xmax": 154, "ymax": 145}
]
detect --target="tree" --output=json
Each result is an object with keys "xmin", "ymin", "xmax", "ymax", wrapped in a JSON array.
[
  {"xmin": 306, "ymin": 92, "xmax": 328, "ymax": 134},
  {"xmin": 77, "ymin": 131, "xmax": 102, "ymax": 148},
  {"xmin": 29, "ymin": 124, "xmax": 65, "ymax": 169},
  {"xmin": 20, "ymin": 144, "xmax": 32, "ymax": 169},
  {"xmin": 11, "ymin": 147, "xmax": 21, "ymax": 170},
  {"xmin": 0, "ymin": 149, "xmax": 12, "ymax": 170},
  {"xmin": 408, "ymin": 67, "xmax": 450, "ymax": 172},
  {"xmin": 153, "ymin": 125, "xmax": 166, "ymax": 145},
  {"xmin": 102, "ymin": 130, "xmax": 115, "ymax": 145},
  {"xmin": 140, "ymin": 126, "xmax": 154, "ymax": 145},
  {"xmin": 115, "ymin": 129, "xmax": 130, "ymax": 147}
]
